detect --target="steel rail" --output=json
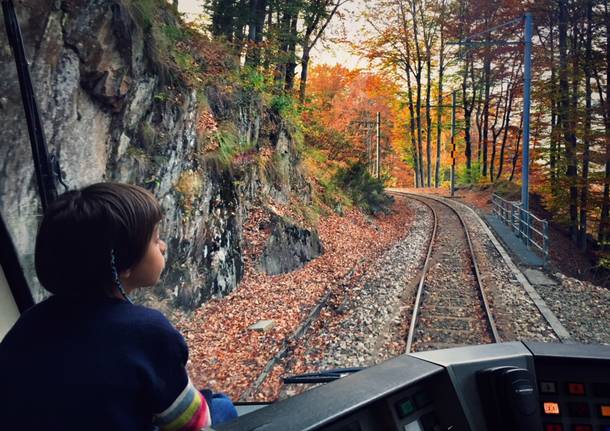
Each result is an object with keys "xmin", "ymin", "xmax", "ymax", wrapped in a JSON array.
[
  {"xmin": 401, "ymin": 193, "xmax": 438, "ymax": 354},
  {"xmin": 390, "ymin": 192, "xmax": 500, "ymax": 352}
]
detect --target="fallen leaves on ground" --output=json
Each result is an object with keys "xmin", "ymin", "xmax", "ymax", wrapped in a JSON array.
[{"xmin": 177, "ymin": 198, "xmax": 414, "ymax": 401}]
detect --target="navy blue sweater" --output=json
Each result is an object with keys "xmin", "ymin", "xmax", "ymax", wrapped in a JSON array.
[{"xmin": 0, "ymin": 295, "xmax": 190, "ymax": 430}]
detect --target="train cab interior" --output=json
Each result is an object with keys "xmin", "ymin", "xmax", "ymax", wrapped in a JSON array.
[
  {"xmin": 2, "ymin": 210, "xmax": 610, "ymax": 431},
  {"xmin": 1, "ymin": 1, "xmax": 609, "ymax": 429}
]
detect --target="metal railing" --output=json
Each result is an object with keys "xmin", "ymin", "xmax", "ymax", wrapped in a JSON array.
[{"xmin": 491, "ymin": 193, "xmax": 549, "ymax": 263}]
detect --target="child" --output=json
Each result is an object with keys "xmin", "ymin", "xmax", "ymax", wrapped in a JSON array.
[{"xmin": 0, "ymin": 182, "xmax": 237, "ymax": 430}]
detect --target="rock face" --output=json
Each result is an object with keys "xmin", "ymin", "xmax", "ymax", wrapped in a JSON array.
[
  {"xmin": 0, "ymin": 0, "xmax": 313, "ymax": 308},
  {"xmin": 257, "ymin": 215, "xmax": 323, "ymax": 276}
]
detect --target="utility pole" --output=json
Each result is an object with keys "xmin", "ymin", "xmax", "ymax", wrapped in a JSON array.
[
  {"xmin": 450, "ymin": 91, "xmax": 457, "ymax": 197},
  {"xmin": 364, "ymin": 114, "xmax": 372, "ymax": 175},
  {"xmin": 521, "ymin": 12, "xmax": 533, "ymax": 225},
  {"xmin": 349, "ymin": 114, "xmax": 378, "ymax": 175},
  {"xmin": 376, "ymin": 112, "xmax": 381, "ymax": 179}
]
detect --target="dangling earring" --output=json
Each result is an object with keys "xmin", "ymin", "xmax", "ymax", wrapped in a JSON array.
[{"xmin": 111, "ymin": 249, "xmax": 133, "ymax": 304}]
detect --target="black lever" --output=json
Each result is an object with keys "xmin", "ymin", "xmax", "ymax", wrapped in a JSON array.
[
  {"xmin": 477, "ymin": 366, "xmax": 542, "ymax": 431},
  {"xmin": 283, "ymin": 367, "xmax": 363, "ymax": 385}
]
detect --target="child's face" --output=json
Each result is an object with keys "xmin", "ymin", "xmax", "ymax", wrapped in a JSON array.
[{"xmin": 121, "ymin": 225, "xmax": 167, "ymax": 290}]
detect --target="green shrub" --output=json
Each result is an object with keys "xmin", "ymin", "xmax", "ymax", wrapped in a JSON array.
[
  {"xmin": 456, "ymin": 161, "xmax": 482, "ymax": 185},
  {"xmin": 239, "ymin": 67, "xmax": 275, "ymax": 94},
  {"xmin": 162, "ymin": 23, "xmax": 185, "ymax": 43},
  {"xmin": 211, "ymin": 125, "xmax": 254, "ymax": 166},
  {"xmin": 333, "ymin": 162, "xmax": 393, "ymax": 214},
  {"xmin": 216, "ymin": 130, "xmax": 240, "ymax": 165}
]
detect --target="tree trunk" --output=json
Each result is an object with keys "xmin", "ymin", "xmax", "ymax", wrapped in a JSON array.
[
  {"xmin": 462, "ymin": 57, "xmax": 475, "ymax": 171},
  {"xmin": 489, "ymin": 85, "xmax": 506, "ymax": 181},
  {"xmin": 548, "ymin": 13, "xmax": 559, "ymax": 196},
  {"xmin": 509, "ymin": 114, "xmax": 524, "ymax": 182},
  {"xmin": 558, "ymin": 0, "xmax": 578, "ymax": 242},
  {"xmin": 482, "ymin": 37, "xmax": 491, "ymax": 178},
  {"xmin": 598, "ymin": 4, "xmax": 610, "ymax": 247},
  {"xmin": 568, "ymin": 8, "xmax": 580, "ymax": 243},
  {"xmin": 411, "ymin": 0, "xmax": 424, "ymax": 187},
  {"xmin": 274, "ymin": 8, "xmax": 292, "ymax": 86},
  {"xmin": 579, "ymin": 0, "xmax": 592, "ymax": 250},
  {"xmin": 211, "ymin": 0, "xmax": 236, "ymax": 41},
  {"xmin": 285, "ymin": 14, "xmax": 299, "ymax": 91},
  {"xmin": 406, "ymin": 67, "xmax": 420, "ymax": 188},
  {"xmin": 245, "ymin": 0, "xmax": 268, "ymax": 67},
  {"xmin": 475, "ymin": 90, "xmax": 483, "ymax": 164},
  {"xmin": 425, "ymin": 47, "xmax": 432, "ymax": 187},
  {"xmin": 435, "ymin": 16, "xmax": 445, "ymax": 188},
  {"xmin": 496, "ymin": 86, "xmax": 515, "ymax": 181},
  {"xmin": 299, "ymin": 47, "xmax": 310, "ymax": 102}
]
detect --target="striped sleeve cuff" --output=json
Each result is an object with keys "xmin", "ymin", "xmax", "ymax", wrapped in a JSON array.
[{"xmin": 154, "ymin": 379, "xmax": 211, "ymax": 431}]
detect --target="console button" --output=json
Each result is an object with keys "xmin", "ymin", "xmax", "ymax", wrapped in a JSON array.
[
  {"xmin": 572, "ymin": 425, "xmax": 592, "ymax": 431},
  {"xmin": 403, "ymin": 421, "xmax": 423, "ymax": 431},
  {"xmin": 544, "ymin": 402, "xmax": 561, "ymax": 415},
  {"xmin": 544, "ymin": 424, "xmax": 563, "ymax": 431},
  {"xmin": 568, "ymin": 402, "xmax": 590, "ymax": 417},
  {"xmin": 396, "ymin": 398, "xmax": 416, "ymax": 419},
  {"xmin": 600, "ymin": 405, "xmax": 610, "ymax": 418},
  {"xmin": 541, "ymin": 381, "xmax": 558, "ymax": 394},
  {"xmin": 568, "ymin": 383, "xmax": 586, "ymax": 396}
]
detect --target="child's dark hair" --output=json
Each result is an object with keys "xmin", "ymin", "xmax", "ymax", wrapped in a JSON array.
[{"xmin": 35, "ymin": 182, "xmax": 163, "ymax": 297}]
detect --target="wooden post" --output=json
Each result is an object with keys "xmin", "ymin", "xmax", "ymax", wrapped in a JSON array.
[{"xmin": 376, "ymin": 112, "xmax": 381, "ymax": 179}]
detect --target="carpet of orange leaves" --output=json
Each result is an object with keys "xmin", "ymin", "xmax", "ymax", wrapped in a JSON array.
[{"xmin": 177, "ymin": 198, "xmax": 414, "ymax": 401}]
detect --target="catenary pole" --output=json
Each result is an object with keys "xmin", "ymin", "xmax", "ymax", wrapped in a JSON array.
[
  {"xmin": 451, "ymin": 91, "xmax": 457, "ymax": 197},
  {"xmin": 376, "ymin": 112, "xmax": 381, "ymax": 179},
  {"xmin": 521, "ymin": 12, "xmax": 533, "ymax": 237}
]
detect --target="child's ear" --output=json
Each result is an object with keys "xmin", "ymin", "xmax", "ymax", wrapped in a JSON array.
[{"xmin": 120, "ymin": 268, "xmax": 132, "ymax": 280}]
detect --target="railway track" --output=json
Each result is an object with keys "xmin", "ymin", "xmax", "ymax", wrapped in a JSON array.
[{"xmin": 389, "ymin": 191, "xmax": 500, "ymax": 353}]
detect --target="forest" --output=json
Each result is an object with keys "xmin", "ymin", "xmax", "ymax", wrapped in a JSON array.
[{"xmin": 189, "ymin": 0, "xmax": 610, "ymax": 272}]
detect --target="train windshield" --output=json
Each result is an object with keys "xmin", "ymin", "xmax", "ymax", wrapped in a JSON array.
[{"xmin": 0, "ymin": 0, "xmax": 608, "ymax": 405}]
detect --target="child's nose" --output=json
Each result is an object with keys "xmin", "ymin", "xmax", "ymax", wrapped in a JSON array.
[{"xmin": 160, "ymin": 240, "xmax": 167, "ymax": 255}]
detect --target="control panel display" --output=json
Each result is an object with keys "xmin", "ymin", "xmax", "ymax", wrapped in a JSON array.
[{"xmin": 537, "ymin": 367, "xmax": 610, "ymax": 431}]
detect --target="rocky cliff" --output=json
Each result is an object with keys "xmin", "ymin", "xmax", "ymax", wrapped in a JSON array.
[{"xmin": 0, "ymin": 0, "xmax": 317, "ymax": 309}]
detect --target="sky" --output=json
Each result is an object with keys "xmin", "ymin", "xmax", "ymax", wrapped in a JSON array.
[{"xmin": 177, "ymin": 0, "xmax": 366, "ymax": 69}]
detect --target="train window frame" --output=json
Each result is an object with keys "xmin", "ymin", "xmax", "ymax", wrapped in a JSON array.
[{"xmin": 0, "ymin": 210, "xmax": 34, "ymax": 339}]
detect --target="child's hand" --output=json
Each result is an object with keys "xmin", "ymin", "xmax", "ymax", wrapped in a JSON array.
[{"xmin": 199, "ymin": 390, "xmax": 238, "ymax": 426}]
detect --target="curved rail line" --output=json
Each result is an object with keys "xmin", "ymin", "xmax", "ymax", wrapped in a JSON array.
[{"xmin": 390, "ymin": 191, "xmax": 500, "ymax": 353}]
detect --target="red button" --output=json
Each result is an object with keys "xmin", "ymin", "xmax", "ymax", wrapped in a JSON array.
[
  {"xmin": 572, "ymin": 425, "xmax": 592, "ymax": 431},
  {"xmin": 568, "ymin": 383, "xmax": 586, "ymax": 395},
  {"xmin": 545, "ymin": 424, "xmax": 562, "ymax": 431}
]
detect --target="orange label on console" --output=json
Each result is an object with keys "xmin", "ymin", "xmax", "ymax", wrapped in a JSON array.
[
  {"xmin": 544, "ymin": 402, "xmax": 561, "ymax": 415},
  {"xmin": 601, "ymin": 405, "xmax": 610, "ymax": 417}
]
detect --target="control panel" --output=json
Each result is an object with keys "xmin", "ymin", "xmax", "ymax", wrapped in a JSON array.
[
  {"xmin": 535, "ymin": 355, "xmax": 610, "ymax": 431},
  {"xmin": 219, "ymin": 342, "xmax": 610, "ymax": 431}
]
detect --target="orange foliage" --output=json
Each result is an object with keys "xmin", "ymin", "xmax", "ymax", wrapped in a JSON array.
[{"xmin": 303, "ymin": 64, "xmax": 413, "ymax": 185}]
